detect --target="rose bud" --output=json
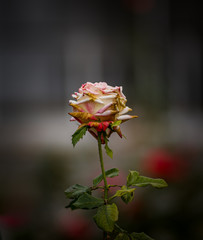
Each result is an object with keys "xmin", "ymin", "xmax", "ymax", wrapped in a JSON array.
[{"xmin": 69, "ymin": 82, "xmax": 137, "ymax": 143}]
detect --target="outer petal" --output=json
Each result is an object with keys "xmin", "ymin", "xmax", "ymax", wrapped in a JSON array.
[
  {"xmin": 69, "ymin": 112, "xmax": 98, "ymax": 123},
  {"xmin": 118, "ymin": 107, "xmax": 132, "ymax": 116},
  {"xmin": 71, "ymin": 94, "xmax": 77, "ymax": 99},
  {"xmin": 76, "ymin": 97, "xmax": 92, "ymax": 104},
  {"xmin": 116, "ymin": 86, "xmax": 126, "ymax": 98},
  {"xmin": 69, "ymin": 102, "xmax": 85, "ymax": 112},
  {"xmin": 117, "ymin": 115, "xmax": 138, "ymax": 121}
]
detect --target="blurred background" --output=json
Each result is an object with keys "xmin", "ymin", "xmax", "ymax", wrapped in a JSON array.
[{"xmin": 0, "ymin": 0, "xmax": 203, "ymax": 239}]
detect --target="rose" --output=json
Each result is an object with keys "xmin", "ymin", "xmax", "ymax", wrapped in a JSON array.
[{"xmin": 69, "ymin": 82, "xmax": 137, "ymax": 142}]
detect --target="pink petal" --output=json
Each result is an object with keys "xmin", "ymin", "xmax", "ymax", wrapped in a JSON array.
[
  {"xmin": 115, "ymin": 86, "xmax": 126, "ymax": 98},
  {"xmin": 70, "ymin": 117, "xmax": 76, "ymax": 121},
  {"xmin": 95, "ymin": 110, "xmax": 117, "ymax": 117},
  {"xmin": 96, "ymin": 102, "xmax": 113, "ymax": 114}
]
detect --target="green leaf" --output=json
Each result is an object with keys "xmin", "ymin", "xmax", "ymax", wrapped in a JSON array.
[
  {"xmin": 104, "ymin": 136, "xmax": 113, "ymax": 158},
  {"xmin": 65, "ymin": 199, "xmax": 78, "ymax": 210},
  {"xmin": 121, "ymin": 186, "xmax": 135, "ymax": 204},
  {"xmin": 93, "ymin": 168, "xmax": 119, "ymax": 187},
  {"xmin": 93, "ymin": 203, "xmax": 118, "ymax": 232},
  {"xmin": 72, "ymin": 125, "xmax": 88, "ymax": 147},
  {"xmin": 127, "ymin": 171, "xmax": 139, "ymax": 187},
  {"xmin": 73, "ymin": 193, "xmax": 104, "ymax": 209},
  {"xmin": 115, "ymin": 233, "xmax": 130, "ymax": 240},
  {"xmin": 111, "ymin": 121, "xmax": 122, "ymax": 128},
  {"xmin": 126, "ymin": 170, "xmax": 168, "ymax": 188},
  {"xmin": 131, "ymin": 232, "xmax": 154, "ymax": 240},
  {"xmin": 105, "ymin": 143, "xmax": 113, "ymax": 158},
  {"xmin": 133, "ymin": 176, "xmax": 168, "ymax": 188},
  {"xmin": 64, "ymin": 184, "xmax": 91, "ymax": 199},
  {"xmin": 109, "ymin": 186, "xmax": 135, "ymax": 201}
]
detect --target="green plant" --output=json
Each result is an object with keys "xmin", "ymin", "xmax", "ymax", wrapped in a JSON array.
[{"xmin": 65, "ymin": 82, "xmax": 167, "ymax": 239}]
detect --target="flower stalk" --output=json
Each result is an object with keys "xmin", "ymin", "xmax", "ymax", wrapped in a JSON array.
[{"xmin": 98, "ymin": 132, "xmax": 108, "ymax": 203}]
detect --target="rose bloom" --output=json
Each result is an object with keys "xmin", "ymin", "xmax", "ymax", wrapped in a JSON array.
[{"xmin": 69, "ymin": 82, "xmax": 137, "ymax": 142}]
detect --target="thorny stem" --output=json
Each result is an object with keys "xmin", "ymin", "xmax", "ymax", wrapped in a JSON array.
[
  {"xmin": 98, "ymin": 132, "xmax": 109, "ymax": 240},
  {"xmin": 97, "ymin": 132, "xmax": 108, "ymax": 202}
]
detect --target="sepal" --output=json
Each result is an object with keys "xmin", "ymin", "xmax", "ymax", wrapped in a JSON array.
[
  {"xmin": 103, "ymin": 132, "xmax": 113, "ymax": 158},
  {"xmin": 71, "ymin": 125, "xmax": 88, "ymax": 147}
]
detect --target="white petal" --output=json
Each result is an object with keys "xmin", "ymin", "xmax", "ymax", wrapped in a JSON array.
[
  {"xmin": 69, "ymin": 100, "xmax": 77, "ymax": 104},
  {"xmin": 70, "ymin": 117, "xmax": 76, "ymax": 121},
  {"xmin": 117, "ymin": 115, "xmax": 134, "ymax": 121},
  {"xmin": 95, "ymin": 110, "xmax": 117, "ymax": 116},
  {"xmin": 118, "ymin": 107, "xmax": 132, "ymax": 116},
  {"xmin": 76, "ymin": 97, "xmax": 91, "ymax": 104},
  {"xmin": 94, "ymin": 98, "xmax": 104, "ymax": 104},
  {"xmin": 99, "ymin": 94, "xmax": 117, "ymax": 99},
  {"xmin": 72, "ymin": 94, "xmax": 77, "ymax": 99},
  {"xmin": 119, "ymin": 86, "xmax": 126, "ymax": 98},
  {"xmin": 77, "ymin": 93, "xmax": 83, "ymax": 100}
]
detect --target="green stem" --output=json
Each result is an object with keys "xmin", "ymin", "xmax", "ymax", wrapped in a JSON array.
[{"xmin": 97, "ymin": 132, "xmax": 108, "ymax": 202}]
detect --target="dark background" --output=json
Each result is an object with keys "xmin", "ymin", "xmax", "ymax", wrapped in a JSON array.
[{"xmin": 0, "ymin": 1, "xmax": 203, "ymax": 239}]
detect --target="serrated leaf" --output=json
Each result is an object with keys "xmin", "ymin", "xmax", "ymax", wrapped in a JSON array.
[
  {"xmin": 93, "ymin": 203, "xmax": 118, "ymax": 232},
  {"xmin": 104, "ymin": 135, "xmax": 113, "ymax": 158},
  {"xmin": 120, "ymin": 186, "xmax": 135, "ymax": 204},
  {"xmin": 133, "ymin": 176, "xmax": 168, "ymax": 188},
  {"xmin": 72, "ymin": 125, "xmax": 88, "ymax": 147},
  {"xmin": 93, "ymin": 168, "xmax": 119, "ymax": 187},
  {"xmin": 109, "ymin": 186, "xmax": 135, "ymax": 201},
  {"xmin": 126, "ymin": 171, "xmax": 168, "ymax": 188},
  {"xmin": 111, "ymin": 121, "xmax": 122, "ymax": 128},
  {"xmin": 64, "ymin": 184, "xmax": 91, "ymax": 199},
  {"xmin": 115, "ymin": 233, "xmax": 130, "ymax": 240},
  {"xmin": 73, "ymin": 193, "xmax": 104, "ymax": 209},
  {"xmin": 127, "ymin": 170, "xmax": 139, "ymax": 187},
  {"xmin": 131, "ymin": 232, "xmax": 154, "ymax": 240},
  {"xmin": 65, "ymin": 199, "xmax": 78, "ymax": 210},
  {"xmin": 105, "ymin": 143, "xmax": 113, "ymax": 158}
]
